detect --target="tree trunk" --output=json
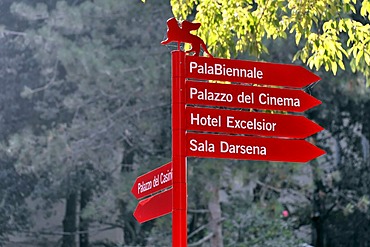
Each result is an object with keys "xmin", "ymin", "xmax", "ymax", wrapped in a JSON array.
[
  {"xmin": 207, "ymin": 183, "xmax": 223, "ymax": 247},
  {"xmin": 311, "ymin": 160, "xmax": 326, "ymax": 247},
  {"xmin": 312, "ymin": 212, "xmax": 324, "ymax": 247},
  {"xmin": 79, "ymin": 188, "xmax": 91, "ymax": 247},
  {"xmin": 62, "ymin": 192, "xmax": 77, "ymax": 247}
]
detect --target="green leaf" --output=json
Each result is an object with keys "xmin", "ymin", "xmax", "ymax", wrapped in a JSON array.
[
  {"xmin": 338, "ymin": 59, "xmax": 345, "ymax": 70},
  {"xmin": 365, "ymin": 52, "xmax": 370, "ymax": 65},
  {"xmin": 356, "ymin": 49, "xmax": 364, "ymax": 65},
  {"xmin": 295, "ymin": 32, "xmax": 302, "ymax": 45},
  {"xmin": 331, "ymin": 61, "xmax": 338, "ymax": 75}
]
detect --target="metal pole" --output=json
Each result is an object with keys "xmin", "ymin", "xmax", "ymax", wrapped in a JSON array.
[{"xmin": 171, "ymin": 50, "xmax": 187, "ymax": 247}]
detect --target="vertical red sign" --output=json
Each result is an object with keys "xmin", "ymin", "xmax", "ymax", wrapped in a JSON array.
[{"xmin": 172, "ymin": 51, "xmax": 187, "ymax": 247}]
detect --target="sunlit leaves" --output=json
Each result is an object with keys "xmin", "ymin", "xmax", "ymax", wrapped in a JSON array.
[
  {"xmin": 171, "ymin": 0, "xmax": 370, "ymax": 85},
  {"xmin": 293, "ymin": 20, "xmax": 349, "ymax": 75},
  {"xmin": 170, "ymin": 0, "xmax": 198, "ymax": 21},
  {"xmin": 361, "ymin": 0, "xmax": 370, "ymax": 19}
]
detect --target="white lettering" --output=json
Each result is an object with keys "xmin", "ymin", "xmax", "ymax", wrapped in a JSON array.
[
  {"xmin": 188, "ymin": 87, "xmax": 233, "ymax": 103},
  {"xmin": 160, "ymin": 169, "xmax": 173, "ymax": 184},
  {"xmin": 226, "ymin": 116, "xmax": 277, "ymax": 131},
  {"xmin": 259, "ymin": 93, "xmax": 300, "ymax": 107},
  {"xmin": 190, "ymin": 113, "xmax": 221, "ymax": 127},
  {"xmin": 138, "ymin": 180, "xmax": 152, "ymax": 194},
  {"xmin": 237, "ymin": 92, "xmax": 254, "ymax": 104},
  {"xmin": 189, "ymin": 139, "xmax": 215, "ymax": 152},
  {"xmin": 190, "ymin": 87, "xmax": 197, "ymax": 99},
  {"xmin": 188, "ymin": 62, "xmax": 263, "ymax": 79},
  {"xmin": 220, "ymin": 141, "xmax": 266, "ymax": 155},
  {"xmin": 190, "ymin": 62, "xmax": 197, "ymax": 73}
]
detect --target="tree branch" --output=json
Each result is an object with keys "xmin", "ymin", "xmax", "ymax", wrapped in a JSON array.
[
  {"xmin": 1, "ymin": 29, "xmax": 26, "ymax": 37},
  {"xmin": 256, "ymin": 179, "xmax": 282, "ymax": 193},
  {"xmin": 188, "ymin": 233, "xmax": 214, "ymax": 247}
]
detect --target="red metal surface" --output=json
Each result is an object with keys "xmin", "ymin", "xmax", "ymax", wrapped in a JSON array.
[
  {"xmin": 134, "ymin": 19, "xmax": 326, "ymax": 247},
  {"xmin": 185, "ymin": 106, "xmax": 323, "ymax": 139},
  {"xmin": 185, "ymin": 56, "xmax": 320, "ymax": 88},
  {"xmin": 172, "ymin": 51, "xmax": 188, "ymax": 247},
  {"xmin": 131, "ymin": 162, "xmax": 172, "ymax": 200},
  {"xmin": 185, "ymin": 81, "xmax": 321, "ymax": 112},
  {"xmin": 133, "ymin": 189, "xmax": 172, "ymax": 223},
  {"xmin": 186, "ymin": 132, "xmax": 325, "ymax": 163},
  {"xmin": 162, "ymin": 18, "xmax": 212, "ymax": 57}
]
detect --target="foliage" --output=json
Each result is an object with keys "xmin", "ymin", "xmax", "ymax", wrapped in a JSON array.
[
  {"xmin": 0, "ymin": 1, "xmax": 44, "ymax": 239},
  {"xmin": 223, "ymin": 205, "xmax": 301, "ymax": 247},
  {"xmin": 0, "ymin": 151, "xmax": 35, "ymax": 243},
  {"xmin": 306, "ymin": 75, "xmax": 370, "ymax": 246},
  {"xmin": 170, "ymin": 0, "xmax": 370, "ymax": 85}
]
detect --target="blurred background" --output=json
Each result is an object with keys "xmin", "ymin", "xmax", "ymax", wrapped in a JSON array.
[{"xmin": 0, "ymin": 0, "xmax": 369, "ymax": 246}]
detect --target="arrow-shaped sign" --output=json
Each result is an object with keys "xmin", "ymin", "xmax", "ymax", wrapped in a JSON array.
[
  {"xmin": 186, "ymin": 81, "xmax": 321, "ymax": 112},
  {"xmin": 186, "ymin": 56, "xmax": 320, "ymax": 88},
  {"xmin": 186, "ymin": 132, "xmax": 325, "ymax": 163},
  {"xmin": 133, "ymin": 189, "xmax": 172, "ymax": 223},
  {"xmin": 131, "ymin": 162, "xmax": 172, "ymax": 200},
  {"xmin": 186, "ymin": 107, "xmax": 323, "ymax": 139}
]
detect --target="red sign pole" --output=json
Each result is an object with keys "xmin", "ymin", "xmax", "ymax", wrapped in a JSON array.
[{"xmin": 172, "ymin": 50, "xmax": 187, "ymax": 247}]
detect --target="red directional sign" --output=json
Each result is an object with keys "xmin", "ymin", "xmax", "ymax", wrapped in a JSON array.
[
  {"xmin": 133, "ymin": 189, "xmax": 172, "ymax": 223},
  {"xmin": 131, "ymin": 162, "xmax": 172, "ymax": 200},
  {"xmin": 186, "ymin": 107, "xmax": 323, "ymax": 139},
  {"xmin": 186, "ymin": 81, "xmax": 321, "ymax": 112},
  {"xmin": 186, "ymin": 56, "xmax": 320, "ymax": 88},
  {"xmin": 135, "ymin": 18, "xmax": 325, "ymax": 247},
  {"xmin": 186, "ymin": 132, "xmax": 325, "ymax": 163}
]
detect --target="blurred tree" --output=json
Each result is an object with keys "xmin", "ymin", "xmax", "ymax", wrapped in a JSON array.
[
  {"xmin": 1, "ymin": 0, "xmax": 172, "ymax": 246},
  {"xmin": 0, "ymin": 0, "xmax": 45, "ymax": 241},
  {"xmin": 306, "ymin": 77, "xmax": 370, "ymax": 247}
]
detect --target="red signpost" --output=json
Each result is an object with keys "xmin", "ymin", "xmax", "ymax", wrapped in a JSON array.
[
  {"xmin": 131, "ymin": 162, "xmax": 172, "ymax": 200},
  {"xmin": 186, "ymin": 106, "xmax": 323, "ymax": 139},
  {"xmin": 172, "ymin": 51, "xmax": 187, "ymax": 247},
  {"xmin": 186, "ymin": 132, "xmax": 325, "ymax": 163},
  {"xmin": 131, "ymin": 18, "xmax": 325, "ymax": 247},
  {"xmin": 186, "ymin": 81, "xmax": 322, "ymax": 112},
  {"xmin": 186, "ymin": 56, "xmax": 321, "ymax": 88},
  {"xmin": 133, "ymin": 189, "xmax": 172, "ymax": 223}
]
